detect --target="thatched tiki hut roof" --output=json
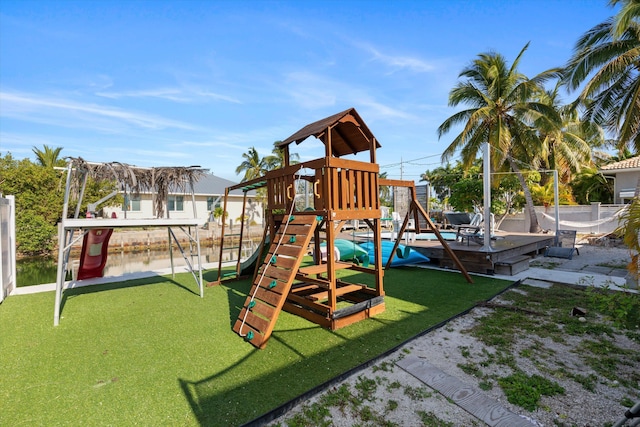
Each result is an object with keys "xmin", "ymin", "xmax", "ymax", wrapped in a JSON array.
[{"xmin": 65, "ymin": 157, "xmax": 207, "ymax": 218}]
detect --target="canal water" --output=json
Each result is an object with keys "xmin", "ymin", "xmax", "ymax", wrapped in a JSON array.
[{"xmin": 16, "ymin": 243, "xmax": 257, "ymax": 287}]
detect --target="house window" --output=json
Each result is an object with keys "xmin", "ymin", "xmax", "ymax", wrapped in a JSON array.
[
  {"xmin": 207, "ymin": 197, "xmax": 222, "ymax": 211},
  {"xmin": 168, "ymin": 195, "xmax": 184, "ymax": 212},
  {"xmin": 124, "ymin": 195, "xmax": 141, "ymax": 211}
]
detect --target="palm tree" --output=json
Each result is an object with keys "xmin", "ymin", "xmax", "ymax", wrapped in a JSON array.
[
  {"xmin": 563, "ymin": 0, "xmax": 640, "ymax": 154},
  {"xmin": 534, "ymin": 85, "xmax": 594, "ymax": 185},
  {"xmin": 263, "ymin": 141, "xmax": 300, "ymax": 171},
  {"xmin": 379, "ymin": 171, "xmax": 391, "ymax": 206},
  {"xmin": 212, "ymin": 206, "xmax": 227, "ymax": 225},
  {"xmin": 437, "ymin": 43, "xmax": 562, "ymax": 232},
  {"xmin": 235, "ymin": 147, "xmax": 267, "ymax": 182},
  {"xmin": 613, "ymin": 0, "xmax": 640, "ymax": 36},
  {"xmin": 420, "ymin": 163, "xmax": 457, "ymax": 203},
  {"xmin": 32, "ymin": 145, "xmax": 65, "ymax": 168},
  {"xmin": 570, "ymin": 167, "xmax": 614, "ymax": 204}
]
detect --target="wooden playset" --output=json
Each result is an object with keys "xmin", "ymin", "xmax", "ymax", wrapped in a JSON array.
[{"xmin": 214, "ymin": 108, "xmax": 470, "ymax": 348}]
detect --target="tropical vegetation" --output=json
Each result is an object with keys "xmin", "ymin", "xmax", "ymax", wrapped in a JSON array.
[
  {"xmin": 1, "ymin": 154, "xmax": 61, "ymax": 254},
  {"xmin": 235, "ymin": 146, "xmax": 267, "ymax": 183},
  {"xmin": 437, "ymin": 42, "xmax": 566, "ymax": 233},
  {"xmin": 563, "ymin": 0, "xmax": 640, "ymax": 279},
  {"xmin": 234, "ymin": 141, "xmax": 301, "ymax": 208},
  {"xmin": 235, "ymin": 141, "xmax": 300, "ymax": 183},
  {"xmin": 563, "ymin": 0, "xmax": 640, "ymax": 155},
  {"xmin": 421, "ymin": 161, "xmax": 527, "ymax": 217},
  {"xmin": 32, "ymin": 144, "xmax": 66, "ymax": 168},
  {"xmin": 431, "ymin": 0, "xmax": 638, "ymax": 244},
  {"xmin": 0, "ymin": 151, "xmax": 118, "ymax": 256}
]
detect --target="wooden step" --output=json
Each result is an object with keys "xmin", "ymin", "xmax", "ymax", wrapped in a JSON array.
[
  {"xmin": 494, "ymin": 255, "xmax": 530, "ymax": 276},
  {"xmin": 298, "ymin": 261, "xmax": 352, "ymax": 276},
  {"xmin": 304, "ymin": 284, "xmax": 366, "ymax": 302}
]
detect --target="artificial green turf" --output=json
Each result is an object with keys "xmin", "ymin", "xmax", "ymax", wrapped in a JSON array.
[{"xmin": 0, "ymin": 264, "xmax": 511, "ymax": 426}]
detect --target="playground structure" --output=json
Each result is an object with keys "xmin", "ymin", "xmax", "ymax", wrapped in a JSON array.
[
  {"xmin": 53, "ymin": 159, "xmax": 207, "ymax": 325},
  {"xmin": 215, "ymin": 108, "xmax": 470, "ymax": 348}
]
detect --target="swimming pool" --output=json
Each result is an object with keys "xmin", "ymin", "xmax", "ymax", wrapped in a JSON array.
[
  {"xmin": 413, "ymin": 231, "xmax": 457, "ymax": 241},
  {"xmin": 355, "ymin": 231, "xmax": 458, "ymax": 241}
]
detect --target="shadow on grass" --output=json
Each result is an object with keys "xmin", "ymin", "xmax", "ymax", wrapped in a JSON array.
[
  {"xmin": 180, "ymin": 266, "xmax": 513, "ymax": 426},
  {"xmin": 268, "ymin": 326, "xmax": 329, "ymax": 358},
  {"xmin": 60, "ymin": 274, "xmax": 200, "ymax": 316},
  {"xmin": 224, "ymin": 283, "xmax": 250, "ymax": 329}
]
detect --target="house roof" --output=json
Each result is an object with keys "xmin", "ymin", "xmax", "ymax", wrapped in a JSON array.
[
  {"xmin": 600, "ymin": 156, "xmax": 640, "ymax": 172},
  {"xmin": 191, "ymin": 173, "xmax": 255, "ymax": 197},
  {"xmin": 277, "ymin": 108, "xmax": 381, "ymax": 157}
]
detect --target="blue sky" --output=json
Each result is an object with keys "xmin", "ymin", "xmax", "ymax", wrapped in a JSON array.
[{"xmin": 0, "ymin": 0, "xmax": 618, "ymax": 183}]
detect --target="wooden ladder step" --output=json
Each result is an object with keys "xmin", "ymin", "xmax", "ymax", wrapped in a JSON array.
[
  {"xmin": 298, "ymin": 261, "xmax": 352, "ymax": 276},
  {"xmin": 233, "ymin": 214, "xmax": 319, "ymax": 348},
  {"xmin": 305, "ymin": 284, "xmax": 366, "ymax": 302}
]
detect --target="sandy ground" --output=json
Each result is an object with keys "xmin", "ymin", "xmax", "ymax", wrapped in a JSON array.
[{"xmin": 268, "ymin": 243, "xmax": 639, "ymax": 427}]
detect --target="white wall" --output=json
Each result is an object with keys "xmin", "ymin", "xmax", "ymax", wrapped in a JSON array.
[
  {"xmin": 499, "ymin": 203, "xmax": 627, "ymax": 235},
  {"xmin": 102, "ymin": 194, "xmax": 264, "ymax": 226},
  {"xmin": 614, "ymin": 171, "xmax": 640, "ymax": 203}
]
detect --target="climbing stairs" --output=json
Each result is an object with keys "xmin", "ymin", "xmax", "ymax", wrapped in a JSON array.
[{"xmin": 233, "ymin": 215, "xmax": 319, "ymax": 348}]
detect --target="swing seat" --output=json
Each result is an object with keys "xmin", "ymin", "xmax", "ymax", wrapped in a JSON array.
[{"xmin": 544, "ymin": 230, "xmax": 580, "ymax": 260}]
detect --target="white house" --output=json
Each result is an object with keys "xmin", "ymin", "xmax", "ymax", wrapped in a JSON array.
[
  {"xmin": 104, "ymin": 174, "xmax": 263, "ymax": 227},
  {"xmin": 601, "ymin": 155, "xmax": 640, "ymax": 204}
]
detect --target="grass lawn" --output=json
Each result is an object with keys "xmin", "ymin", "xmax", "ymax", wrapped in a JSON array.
[{"xmin": 0, "ymin": 263, "xmax": 511, "ymax": 426}]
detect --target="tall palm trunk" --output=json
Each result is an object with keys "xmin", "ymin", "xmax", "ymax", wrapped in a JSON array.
[{"xmin": 508, "ymin": 156, "xmax": 542, "ymax": 233}]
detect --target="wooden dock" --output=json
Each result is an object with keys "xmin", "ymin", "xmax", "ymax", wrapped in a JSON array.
[{"xmin": 350, "ymin": 231, "xmax": 554, "ymax": 276}]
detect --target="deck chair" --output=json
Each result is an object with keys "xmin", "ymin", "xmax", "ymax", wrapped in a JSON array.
[
  {"xmin": 456, "ymin": 213, "xmax": 483, "ymax": 245},
  {"xmin": 475, "ymin": 213, "xmax": 501, "ymax": 241},
  {"xmin": 544, "ymin": 229, "xmax": 580, "ymax": 259},
  {"xmin": 444, "ymin": 212, "xmax": 473, "ymax": 228}
]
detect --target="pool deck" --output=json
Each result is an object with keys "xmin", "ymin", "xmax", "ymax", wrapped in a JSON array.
[{"xmin": 348, "ymin": 230, "xmax": 555, "ymax": 276}]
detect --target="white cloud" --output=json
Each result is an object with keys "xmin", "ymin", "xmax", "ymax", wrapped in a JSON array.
[
  {"xmin": 367, "ymin": 46, "xmax": 436, "ymax": 73},
  {"xmin": 357, "ymin": 100, "xmax": 418, "ymax": 122},
  {"xmin": 87, "ymin": 74, "xmax": 115, "ymax": 91},
  {"xmin": 0, "ymin": 131, "xmax": 49, "ymax": 147},
  {"xmin": 96, "ymin": 88, "xmax": 190, "ymax": 102},
  {"xmin": 179, "ymin": 140, "xmax": 242, "ymax": 150},
  {"xmin": 283, "ymin": 72, "xmax": 338, "ymax": 109},
  {"xmin": 110, "ymin": 147, "xmax": 190, "ymax": 160},
  {"xmin": 96, "ymin": 86, "xmax": 241, "ymax": 104},
  {"xmin": 345, "ymin": 38, "xmax": 436, "ymax": 73},
  {"xmin": 0, "ymin": 91, "xmax": 199, "ymax": 131},
  {"xmin": 282, "ymin": 70, "xmax": 421, "ymax": 124}
]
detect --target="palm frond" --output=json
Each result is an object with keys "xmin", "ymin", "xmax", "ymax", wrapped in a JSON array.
[{"xmin": 64, "ymin": 158, "xmax": 206, "ymax": 218}]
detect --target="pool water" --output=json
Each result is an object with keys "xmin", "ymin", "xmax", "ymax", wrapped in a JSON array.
[
  {"xmin": 354, "ymin": 231, "xmax": 458, "ymax": 241},
  {"xmin": 413, "ymin": 231, "xmax": 457, "ymax": 241}
]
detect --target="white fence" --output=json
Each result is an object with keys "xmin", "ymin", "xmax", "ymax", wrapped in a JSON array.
[
  {"xmin": 1, "ymin": 195, "xmax": 16, "ymax": 302},
  {"xmin": 499, "ymin": 203, "xmax": 628, "ymax": 235}
]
